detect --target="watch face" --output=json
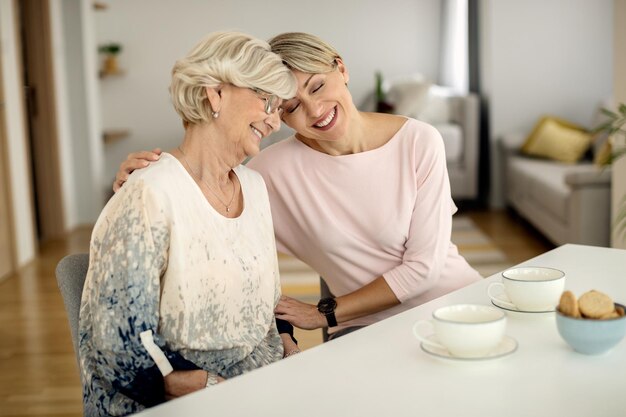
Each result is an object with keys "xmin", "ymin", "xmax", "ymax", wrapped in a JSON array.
[{"xmin": 317, "ymin": 298, "xmax": 337, "ymax": 314}]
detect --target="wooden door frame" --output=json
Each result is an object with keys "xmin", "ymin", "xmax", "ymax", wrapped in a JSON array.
[
  {"xmin": 18, "ymin": 0, "xmax": 65, "ymax": 242},
  {"xmin": 0, "ymin": 30, "xmax": 17, "ymax": 279}
]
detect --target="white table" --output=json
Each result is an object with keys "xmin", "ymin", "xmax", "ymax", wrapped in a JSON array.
[{"xmin": 136, "ymin": 244, "xmax": 626, "ymax": 417}]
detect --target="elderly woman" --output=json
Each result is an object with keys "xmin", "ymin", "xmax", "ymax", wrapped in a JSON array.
[
  {"xmin": 79, "ymin": 31, "xmax": 297, "ymax": 416},
  {"xmin": 114, "ymin": 32, "xmax": 481, "ymax": 343}
]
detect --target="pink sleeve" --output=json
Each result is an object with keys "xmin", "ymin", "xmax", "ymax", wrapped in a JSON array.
[{"xmin": 382, "ymin": 126, "xmax": 455, "ymax": 302}]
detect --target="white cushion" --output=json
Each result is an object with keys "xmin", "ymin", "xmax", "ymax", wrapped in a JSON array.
[
  {"xmin": 433, "ymin": 123, "xmax": 463, "ymax": 164},
  {"xmin": 386, "ymin": 79, "xmax": 431, "ymax": 119},
  {"xmin": 418, "ymin": 85, "xmax": 453, "ymax": 124}
]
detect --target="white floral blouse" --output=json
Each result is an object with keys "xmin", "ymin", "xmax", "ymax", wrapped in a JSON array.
[{"xmin": 79, "ymin": 153, "xmax": 282, "ymax": 416}]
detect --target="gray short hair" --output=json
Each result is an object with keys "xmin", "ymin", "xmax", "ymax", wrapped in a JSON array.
[{"xmin": 170, "ymin": 32, "xmax": 296, "ymax": 125}]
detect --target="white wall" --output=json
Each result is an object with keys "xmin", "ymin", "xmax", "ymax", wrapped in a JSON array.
[
  {"xmin": 0, "ymin": 0, "xmax": 36, "ymax": 266},
  {"xmin": 94, "ymin": 0, "xmax": 614, "ymax": 208},
  {"xmin": 94, "ymin": 0, "xmax": 442, "ymax": 184},
  {"xmin": 1, "ymin": 0, "xmax": 614, "ymax": 267},
  {"xmin": 483, "ymin": 0, "xmax": 614, "ymax": 206}
]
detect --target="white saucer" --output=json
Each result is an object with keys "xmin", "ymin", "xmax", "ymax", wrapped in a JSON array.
[
  {"xmin": 420, "ymin": 335, "xmax": 518, "ymax": 361},
  {"xmin": 491, "ymin": 295, "xmax": 555, "ymax": 314}
]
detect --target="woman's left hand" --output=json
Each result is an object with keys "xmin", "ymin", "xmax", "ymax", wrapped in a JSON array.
[
  {"xmin": 279, "ymin": 333, "xmax": 300, "ymax": 358},
  {"xmin": 275, "ymin": 296, "xmax": 326, "ymax": 330},
  {"xmin": 164, "ymin": 370, "xmax": 222, "ymax": 400}
]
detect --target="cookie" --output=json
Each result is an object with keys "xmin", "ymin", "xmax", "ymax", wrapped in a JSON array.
[
  {"xmin": 558, "ymin": 291, "xmax": 580, "ymax": 318},
  {"xmin": 578, "ymin": 290, "xmax": 614, "ymax": 319},
  {"xmin": 616, "ymin": 305, "xmax": 625, "ymax": 317},
  {"xmin": 600, "ymin": 310, "xmax": 620, "ymax": 320}
]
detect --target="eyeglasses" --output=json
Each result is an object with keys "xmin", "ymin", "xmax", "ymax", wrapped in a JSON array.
[{"xmin": 251, "ymin": 88, "xmax": 282, "ymax": 115}]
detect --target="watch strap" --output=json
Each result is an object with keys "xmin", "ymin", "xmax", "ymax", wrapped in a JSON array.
[{"xmin": 324, "ymin": 310, "xmax": 338, "ymax": 327}]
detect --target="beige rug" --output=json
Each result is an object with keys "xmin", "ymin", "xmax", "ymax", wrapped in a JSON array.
[{"xmin": 450, "ymin": 216, "xmax": 513, "ymax": 278}]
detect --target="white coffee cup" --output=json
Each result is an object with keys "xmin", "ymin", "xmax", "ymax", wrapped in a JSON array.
[
  {"xmin": 487, "ymin": 266, "xmax": 565, "ymax": 312},
  {"xmin": 413, "ymin": 304, "xmax": 507, "ymax": 358}
]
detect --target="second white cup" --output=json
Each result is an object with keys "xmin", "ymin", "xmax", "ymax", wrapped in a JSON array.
[
  {"xmin": 413, "ymin": 304, "xmax": 507, "ymax": 358},
  {"xmin": 488, "ymin": 266, "xmax": 565, "ymax": 312}
]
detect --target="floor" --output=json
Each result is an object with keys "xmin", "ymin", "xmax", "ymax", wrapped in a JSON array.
[
  {"xmin": 0, "ymin": 227, "xmax": 91, "ymax": 417},
  {"xmin": 465, "ymin": 209, "xmax": 554, "ymax": 265},
  {"xmin": 0, "ymin": 209, "xmax": 554, "ymax": 417}
]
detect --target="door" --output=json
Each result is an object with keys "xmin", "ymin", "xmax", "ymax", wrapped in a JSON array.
[{"xmin": 19, "ymin": 0, "xmax": 64, "ymax": 242}]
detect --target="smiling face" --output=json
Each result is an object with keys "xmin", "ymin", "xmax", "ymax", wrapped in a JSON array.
[
  {"xmin": 279, "ymin": 60, "xmax": 353, "ymax": 143},
  {"xmin": 207, "ymin": 84, "xmax": 282, "ymax": 160}
]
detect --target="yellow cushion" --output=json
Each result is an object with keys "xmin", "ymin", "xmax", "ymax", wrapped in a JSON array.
[{"xmin": 521, "ymin": 116, "xmax": 592, "ymax": 163}]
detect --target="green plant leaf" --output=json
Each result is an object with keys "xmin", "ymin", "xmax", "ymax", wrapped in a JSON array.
[
  {"xmin": 375, "ymin": 72, "xmax": 385, "ymax": 102},
  {"xmin": 609, "ymin": 147, "xmax": 626, "ymax": 165},
  {"xmin": 600, "ymin": 107, "xmax": 618, "ymax": 119},
  {"xmin": 591, "ymin": 121, "xmax": 614, "ymax": 134},
  {"xmin": 98, "ymin": 43, "xmax": 122, "ymax": 55}
]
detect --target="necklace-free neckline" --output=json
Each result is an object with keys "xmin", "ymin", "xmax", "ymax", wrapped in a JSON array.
[{"xmin": 177, "ymin": 146, "xmax": 236, "ymax": 212}]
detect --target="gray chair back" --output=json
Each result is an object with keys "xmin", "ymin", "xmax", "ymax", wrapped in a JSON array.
[{"xmin": 55, "ymin": 253, "xmax": 89, "ymax": 371}]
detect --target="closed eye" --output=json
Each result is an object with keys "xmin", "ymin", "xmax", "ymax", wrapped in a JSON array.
[
  {"xmin": 283, "ymin": 101, "xmax": 300, "ymax": 114},
  {"xmin": 281, "ymin": 79, "xmax": 324, "ymax": 115},
  {"xmin": 312, "ymin": 83, "xmax": 324, "ymax": 93}
]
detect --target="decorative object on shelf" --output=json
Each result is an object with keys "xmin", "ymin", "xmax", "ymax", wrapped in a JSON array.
[
  {"xmin": 98, "ymin": 42, "xmax": 123, "ymax": 77},
  {"xmin": 374, "ymin": 71, "xmax": 394, "ymax": 114}
]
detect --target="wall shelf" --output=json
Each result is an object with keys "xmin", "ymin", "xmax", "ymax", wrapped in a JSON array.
[
  {"xmin": 99, "ymin": 69, "xmax": 126, "ymax": 79},
  {"xmin": 103, "ymin": 129, "xmax": 130, "ymax": 145}
]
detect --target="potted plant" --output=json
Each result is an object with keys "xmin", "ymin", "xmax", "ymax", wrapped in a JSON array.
[
  {"xmin": 593, "ymin": 103, "xmax": 626, "ymax": 242},
  {"xmin": 98, "ymin": 42, "xmax": 123, "ymax": 75},
  {"xmin": 374, "ymin": 71, "xmax": 394, "ymax": 114},
  {"xmin": 593, "ymin": 104, "xmax": 626, "ymax": 165}
]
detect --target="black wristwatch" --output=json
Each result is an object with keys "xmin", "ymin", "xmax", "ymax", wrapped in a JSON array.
[{"xmin": 317, "ymin": 297, "xmax": 338, "ymax": 327}]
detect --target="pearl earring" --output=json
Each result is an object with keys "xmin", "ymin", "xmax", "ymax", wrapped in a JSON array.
[{"xmin": 212, "ymin": 111, "xmax": 219, "ymax": 118}]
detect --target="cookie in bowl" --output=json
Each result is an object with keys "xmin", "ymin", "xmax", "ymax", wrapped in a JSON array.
[{"xmin": 556, "ymin": 290, "xmax": 626, "ymax": 355}]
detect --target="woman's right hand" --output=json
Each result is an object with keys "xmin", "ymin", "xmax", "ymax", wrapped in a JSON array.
[{"xmin": 113, "ymin": 148, "xmax": 162, "ymax": 192}]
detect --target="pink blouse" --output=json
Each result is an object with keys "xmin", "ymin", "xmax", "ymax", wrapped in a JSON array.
[{"xmin": 248, "ymin": 118, "xmax": 481, "ymax": 332}]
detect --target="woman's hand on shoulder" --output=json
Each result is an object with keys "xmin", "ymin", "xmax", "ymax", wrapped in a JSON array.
[
  {"xmin": 164, "ymin": 369, "xmax": 225, "ymax": 400},
  {"xmin": 113, "ymin": 148, "xmax": 162, "ymax": 192}
]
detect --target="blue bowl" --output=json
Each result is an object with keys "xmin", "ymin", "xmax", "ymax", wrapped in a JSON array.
[{"xmin": 556, "ymin": 303, "xmax": 626, "ymax": 355}]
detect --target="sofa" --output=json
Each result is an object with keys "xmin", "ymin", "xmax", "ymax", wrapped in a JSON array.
[
  {"xmin": 432, "ymin": 92, "xmax": 480, "ymax": 200},
  {"xmin": 361, "ymin": 78, "xmax": 481, "ymax": 201},
  {"xmin": 499, "ymin": 132, "xmax": 611, "ymax": 247}
]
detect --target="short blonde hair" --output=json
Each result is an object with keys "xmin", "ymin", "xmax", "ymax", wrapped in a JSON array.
[
  {"xmin": 170, "ymin": 31, "xmax": 296, "ymax": 125},
  {"xmin": 269, "ymin": 32, "xmax": 341, "ymax": 74}
]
